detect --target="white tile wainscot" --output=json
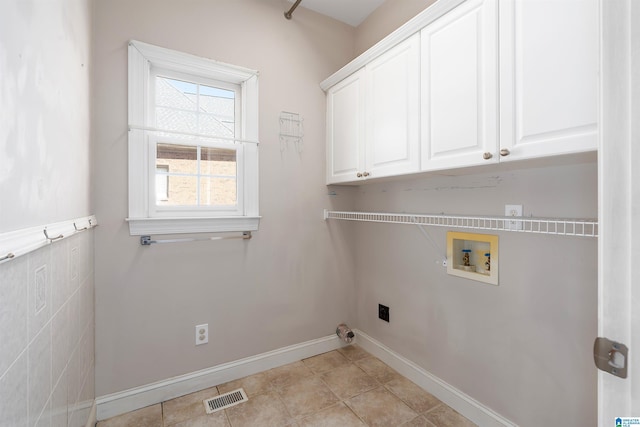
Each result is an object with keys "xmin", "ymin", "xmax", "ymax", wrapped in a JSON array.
[{"xmin": 0, "ymin": 223, "xmax": 96, "ymax": 427}]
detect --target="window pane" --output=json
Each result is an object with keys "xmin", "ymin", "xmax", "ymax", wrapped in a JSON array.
[
  {"xmin": 155, "ymin": 144, "xmax": 237, "ymax": 207},
  {"xmin": 199, "ymin": 177, "xmax": 237, "ymax": 206},
  {"xmin": 155, "ymin": 75, "xmax": 236, "ymax": 138},
  {"xmin": 156, "ymin": 143, "xmax": 197, "ymax": 175},
  {"xmin": 159, "ymin": 176, "xmax": 198, "ymax": 206},
  {"xmin": 199, "ymin": 85, "xmax": 234, "ymax": 99},
  {"xmin": 200, "ymin": 147, "xmax": 236, "ymax": 175},
  {"xmin": 156, "ymin": 77, "xmax": 198, "ymax": 110},
  {"xmin": 200, "ymin": 114, "xmax": 234, "ymax": 136},
  {"xmin": 156, "ymin": 107, "xmax": 198, "ymax": 133},
  {"xmin": 198, "ymin": 87, "xmax": 235, "ymax": 136},
  {"xmin": 200, "ymin": 147, "xmax": 237, "ymax": 206}
]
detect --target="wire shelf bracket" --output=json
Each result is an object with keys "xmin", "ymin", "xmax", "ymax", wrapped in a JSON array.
[{"xmin": 323, "ymin": 210, "xmax": 598, "ymax": 238}]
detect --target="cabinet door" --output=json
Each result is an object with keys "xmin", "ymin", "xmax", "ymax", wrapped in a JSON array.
[
  {"xmin": 499, "ymin": 0, "xmax": 598, "ymax": 161},
  {"xmin": 326, "ymin": 70, "xmax": 365, "ymax": 184},
  {"xmin": 365, "ymin": 33, "xmax": 421, "ymax": 179},
  {"xmin": 421, "ymin": 0, "xmax": 498, "ymax": 171}
]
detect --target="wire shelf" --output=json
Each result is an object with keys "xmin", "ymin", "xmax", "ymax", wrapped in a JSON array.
[{"xmin": 324, "ymin": 210, "xmax": 598, "ymax": 238}]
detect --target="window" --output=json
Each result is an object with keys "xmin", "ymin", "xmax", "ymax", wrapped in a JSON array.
[{"xmin": 127, "ymin": 40, "xmax": 259, "ymax": 235}]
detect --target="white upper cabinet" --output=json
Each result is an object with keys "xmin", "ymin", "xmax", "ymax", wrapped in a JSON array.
[
  {"xmin": 326, "ymin": 34, "xmax": 420, "ymax": 184},
  {"xmin": 365, "ymin": 34, "xmax": 421, "ymax": 180},
  {"xmin": 326, "ymin": 70, "xmax": 365, "ymax": 184},
  {"xmin": 498, "ymin": 0, "xmax": 599, "ymax": 161},
  {"xmin": 420, "ymin": 0, "xmax": 498, "ymax": 171},
  {"xmin": 323, "ymin": 0, "xmax": 599, "ymax": 184}
]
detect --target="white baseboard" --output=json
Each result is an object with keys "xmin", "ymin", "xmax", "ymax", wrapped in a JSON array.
[
  {"xmin": 354, "ymin": 329, "xmax": 517, "ymax": 427},
  {"xmin": 96, "ymin": 334, "xmax": 345, "ymax": 421}
]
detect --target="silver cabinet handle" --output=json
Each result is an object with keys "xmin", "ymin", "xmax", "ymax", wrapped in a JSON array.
[
  {"xmin": 356, "ymin": 172, "xmax": 363, "ymax": 178},
  {"xmin": 500, "ymin": 148, "xmax": 511, "ymax": 156},
  {"xmin": 363, "ymin": 172, "xmax": 370, "ymax": 177},
  {"xmin": 483, "ymin": 152, "xmax": 493, "ymax": 160}
]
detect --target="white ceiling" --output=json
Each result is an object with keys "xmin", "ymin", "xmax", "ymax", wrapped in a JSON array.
[{"xmin": 286, "ymin": 0, "xmax": 386, "ymax": 27}]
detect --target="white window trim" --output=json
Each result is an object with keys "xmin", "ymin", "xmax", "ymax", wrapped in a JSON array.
[{"xmin": 127, "ymin": 40, "xmax": 260, "ymax": 236}]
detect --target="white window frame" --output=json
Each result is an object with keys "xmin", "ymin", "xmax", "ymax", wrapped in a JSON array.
[{"xmin": 127, "ymin": 40, "xmax": 259, "ymax": 235}]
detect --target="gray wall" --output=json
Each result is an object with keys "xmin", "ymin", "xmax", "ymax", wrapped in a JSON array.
[
  {"xmin": 92, "ymin": 0, "xmax": 358, "ymax": 396},
  {"xmin": 0, "ymin": 1, "xmax": 95, "ymax": 426},
  {"xmin": 347, "ymin": 163, "xmax": 598, "ymax": 426}
]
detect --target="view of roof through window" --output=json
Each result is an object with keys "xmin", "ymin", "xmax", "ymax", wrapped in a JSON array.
[{"xmin": 155, "ymin": 76, "xmax": 236, "ymax": 137}]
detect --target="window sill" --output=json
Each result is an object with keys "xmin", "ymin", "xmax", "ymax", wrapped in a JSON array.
[{"xmin": 126, "ymin": 216, "xmax": 260, "ymax": 236}]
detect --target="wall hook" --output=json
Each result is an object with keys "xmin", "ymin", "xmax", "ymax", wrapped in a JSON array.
[{"xmin": 43, "ymin": 229, "xmax": 64, "ymax": 242}]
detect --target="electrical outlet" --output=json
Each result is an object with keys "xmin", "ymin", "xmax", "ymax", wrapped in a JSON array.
[
  {"xmin": 195, "ymin": 324, "xmax": 208, "ymax": 345},
  {"xmin": 378, "ymin": 304, "xmax": 390, "ymax": 322},
  {"xmin": 505, "ymin": 204, "xmax": 523, "ymax": 230}
]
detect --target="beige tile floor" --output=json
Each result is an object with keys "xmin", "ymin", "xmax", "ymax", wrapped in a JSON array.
[{"xmin": 97, "ymin": 346, "xmax": 477, "ymax": 427}]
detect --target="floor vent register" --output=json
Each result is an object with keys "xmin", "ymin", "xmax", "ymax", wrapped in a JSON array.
[{"xmin": 203, "ymin": 388, "xmax": 248, "ymax": 414}]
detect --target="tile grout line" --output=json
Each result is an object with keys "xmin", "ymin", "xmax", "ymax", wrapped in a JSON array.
[
  {"xmin": 337, "ymin": 348, "xmax": 390, "ymax": 425},
  {"xmin": 332, "ymin": 350, "xmax": 429, "ymax": 426},
  {"xmin": 275, "ymin": 382, "xmax": 297, "ymax": 423},
  {"xmin": 222, "ymin": 403, "xmax": 233, "ymax": 427},
  {"xmin": 305, "ymin": 358, "xmax": 366, "ymax": 426},
  {"xmin": 343, "ymin": 397, "xmax": 370, "ymax": 426},
  {"xmin": 382, "ymin": 380, "xmax": 438, "ymax": 418},
  {"xmin": 284, "ymin": 353, "xmax": 363, "ymax": 424},
  {"xmin": 423, "ymin": 402, "xmax": 444, "ymax": 415},
  {"xmin": 216, "ymin": 386, "xmax": 233, "ymax": 427},
  {"xmin": 307, "ymin": 354, "xmax": 378, "ymax": 426}
]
